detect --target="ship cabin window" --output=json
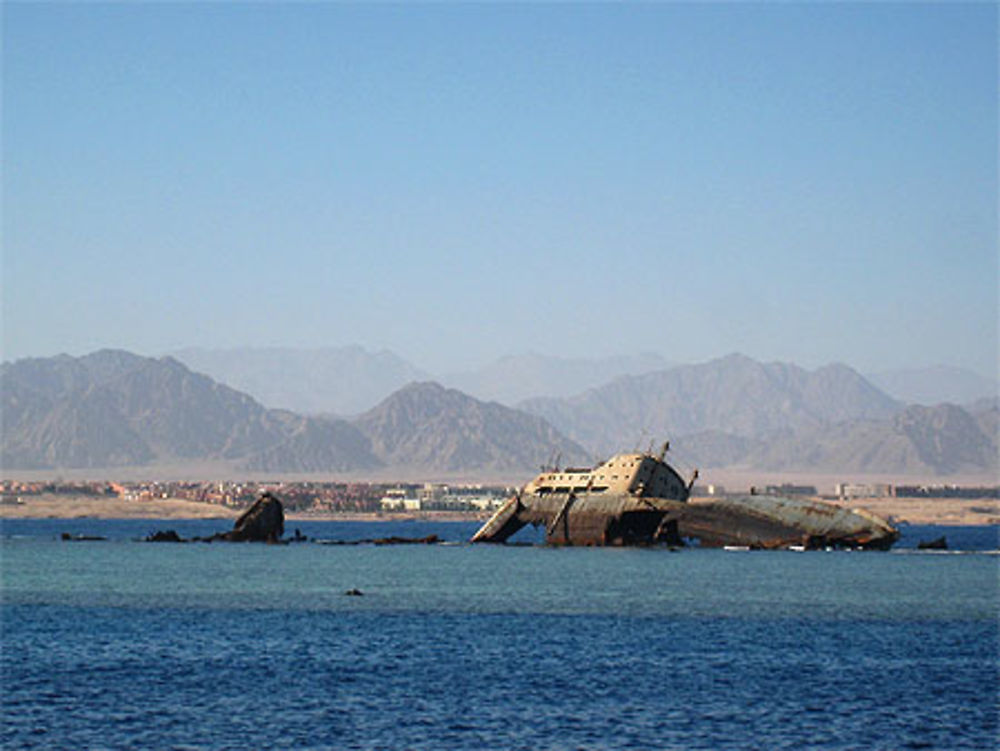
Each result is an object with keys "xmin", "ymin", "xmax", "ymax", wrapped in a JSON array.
[
  {"xmin": 535, "ymin": 486, "xmax": 553, "ymax": 496},
  {"xmin": 553, "ymin": 486, "xmax": 571, "ymax": 494}
]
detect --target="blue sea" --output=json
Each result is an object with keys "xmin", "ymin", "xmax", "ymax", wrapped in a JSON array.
[{"xmin": 2, "ymin": 519, "xmax": 998, "ymax": 750}]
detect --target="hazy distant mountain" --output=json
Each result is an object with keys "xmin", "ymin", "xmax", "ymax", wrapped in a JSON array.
[
  {"xmin": 242, "ymin": 413, "xmax": 381, "ymax": 473},
  {"xmin": 520, "ymin": 354, "xmax": 902, "ymax": 456},
  {"xmin": 968, "ymin": 397, "xmax": 999, "ymax": 414},
  {"xmin": 517, "ymin": 352, "xmax": 996, "ymax": 475},
  {"xmin": 3, "ymin": 350, "xmax": 150, "ymax": 401},
  {"xmin": 355, "ymin": 382, "xmax": 591, "ymax": 473},
  {"xmin": 1, "ymin": 351, "xmax": 378, "ymax": 471},
  {"xmin": 172, "ymin": 346, "xmax": 671, "ymax": 414},
  {"xmin": 2, "ymin": 373, "xmax": 155, "ymax": 468},
  {"xmin": 1, "ymin": 351, "xmax": 586, "ymax": 475},
  {"xmin": 751, "ymin": 403, "xmax": 998, "ymax": 475},
  {"xmin": 973, "ymin": 402, "xmax": 998, "ymax": 444},
  {"xmin": 3, "ymin": 351, "xmax": 174, "ymax": 468},
  {"xmin": 5, "ymin": 350, "xmax": 995, "ymax": 478},
  {"xmin": 867, "ymin": 365, "xmax": 998, "ymax": 406},
  {"xmin": 170, "ymin": 346, "xmax": 430, "ymax": 416},
  {"xmin": 670, "ymin": 431, "xmax": 762, "ymax": 470},
  {"xmin": 441, "ymin": 352, "xmax": 672, "ymax": 405}
]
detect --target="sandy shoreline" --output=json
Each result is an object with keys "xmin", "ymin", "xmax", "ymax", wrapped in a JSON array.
[
  {"xmin": 0, "ymin": 495, "xmax": 492, "ymax": 524},
  {"xmin": 0, "ymin": 495, "xmax": 241, "ymax": 521},
  {"xmin": 824, "ymin": 497, "xmax": 999, "ymax": 527},
  {"xmin": 0, "ymin": 494, "xmax": 996, "ymax": 527}
]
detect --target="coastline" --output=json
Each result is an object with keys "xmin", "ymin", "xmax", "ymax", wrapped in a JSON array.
[
  {"xmin": 0, "ymin": 493, "xmax": 996, "ymax": 526},
  {"xmin": 824, "ymin": 497, "xmax": 999, "ymax": 527}
]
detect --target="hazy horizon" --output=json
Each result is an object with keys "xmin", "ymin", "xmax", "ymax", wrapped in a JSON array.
[
  {"xmin": 3, "ymin": 344, "xmax": 997, "ymax": 386},
  {"xmin": 4, "ymin": 3, "xmax": 997, "ymax": 377}
]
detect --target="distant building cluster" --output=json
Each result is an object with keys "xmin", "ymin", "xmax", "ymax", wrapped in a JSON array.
[
  {"xmin": 835, "ymin": 483, "xmax": 999, "ymax": 500},
  {"xmin": 835, "ymin": 483, "xmax": 894, "ymax": 500},
  {"xmin": 689, "ymin": 481, "xmax": 1000, "ymax": 502},
  {"xmin": 2, "ymin": 480, "xmax": 116, "ymax": 498},
  {"xmin": 893, "ymin": 484, "xmax": 1000, "ymax": 500},
  {"xmin": 764, "ymin": 483, "xmax": 818, "ymax": 497},
  {"xmin": 0, "ymin": 478, "xmax": 510, "ymax": 513},
  {"xmin": 378, "ymin": 483, "xmax": 508, "ymax": 512},
  {"xmin": 692, "ymin": 483, "xmax": 819, "ymax": 498},
  {"xmin": 2, "ymin": 478, "xmax": 997, "ymax": 510}
]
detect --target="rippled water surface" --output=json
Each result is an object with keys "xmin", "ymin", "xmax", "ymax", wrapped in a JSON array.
[{"xmin": 2, "ymin": 520, "xmax": 998, "ymax": 750}]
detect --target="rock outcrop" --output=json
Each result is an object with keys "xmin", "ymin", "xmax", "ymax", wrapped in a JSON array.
[
  {"xmin": 142, "ymin": 493, "xmax": 286, "ymax": 543},
  {"xmin": 145, "ymin": 530, "xmax": 183, "ymax": 542},
  {"xmin": 218, "ymin": 492, "xmax": 284, "ymax": 542}
]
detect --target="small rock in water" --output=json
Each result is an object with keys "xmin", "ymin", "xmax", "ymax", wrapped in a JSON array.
[
  {"xmin": 344, "ymin": 588, "xmax": 364, "ymax": 597},
  {"xmin": 145, "ymin": 530, "xmax": 183, "ymax": 543},
  {"xmin": 371, "ymin": 534, "xmax": 439, "ymax": 545}
]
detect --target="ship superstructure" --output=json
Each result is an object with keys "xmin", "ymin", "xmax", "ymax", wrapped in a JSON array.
[
  {"xmin": 472, "ymin": 447, "xmax": 693, "ymax": 546},
  {"xmin": 522, "ymin": 450, "xmax": 691, "ymax": 500}
]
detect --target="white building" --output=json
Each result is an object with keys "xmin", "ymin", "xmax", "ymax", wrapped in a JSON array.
[
  {"xmin": 379, "ymin": 488, "xmax": 421, "ymax": 512},
  {"xmin": 835, "ymin": 483, "xmax": 893, "ymax": 500}
]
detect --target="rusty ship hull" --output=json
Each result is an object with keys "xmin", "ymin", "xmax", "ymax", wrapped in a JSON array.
[
  {"xmin": 471, "ymin": 491, "xmax": 689, "ymax": 547},
  {"xmin": 666, "ymin": 495, "xmax": 899, "ymax": 550},
  {"xmin": 471, "ymin": 449, "xmax": 899, "ymax": 550}
]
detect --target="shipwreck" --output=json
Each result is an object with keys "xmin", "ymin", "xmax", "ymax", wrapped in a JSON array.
[{"xmin": 471, "ymin": 444, "xmax": 899, "ymax": 550}]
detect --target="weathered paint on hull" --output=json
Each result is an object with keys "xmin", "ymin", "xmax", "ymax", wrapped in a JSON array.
[
  {"xmin": 668, "ymin": 496, "xmax": 899, "ymax": 550},
  {"xmin": 471, "ymin": 450, "xmax": 899, "ymax": 549},
  {"xmin": 471, "ymin": 492, "xmax": 898, "ymax": 550},
  {"xmin": 471, "ymin": 492, "xmax": 688, "ymax": 546}
]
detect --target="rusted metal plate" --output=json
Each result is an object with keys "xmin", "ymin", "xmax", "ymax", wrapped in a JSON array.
[
  {"xmin": 470, "ymin": 452, "xmax": 899, "ymax": 550},
  {"xmin": 472, "ymin": 492, "xmax": 898, "ymax": 549},
  {"xmin": 669, "ymin": 496, "xmax": 900, "ymax": 549}
]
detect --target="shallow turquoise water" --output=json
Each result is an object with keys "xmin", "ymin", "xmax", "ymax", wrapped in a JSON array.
[
  {"xmin": 3, "ymin": 526, "xmax": 997, "ymax": 620},
  {"xmin": 2, "ymin": 521, "xmax": 998, "ymax": 749}
]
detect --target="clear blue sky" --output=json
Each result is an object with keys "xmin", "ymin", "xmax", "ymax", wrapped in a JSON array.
[{"xmin": 3, "ymin": 2, "xmax": 997, "ymax": 377}]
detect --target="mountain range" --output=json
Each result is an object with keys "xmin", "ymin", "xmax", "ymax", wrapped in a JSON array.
[
  {"xmin": 741, "ymin": 403, "xmax": 998, "ymax": 476},
  {"xmin": 171, "ymin": 347, "xmax": 674, "ymax": 415},
  {"xmin": 439, "ymin": 352, "xmax": 672, "ymax": 407},
  {"xmin": 1, "ymin": 351, "xmax": 589, "ymax": 476},
  {"xmin": 170, "ymin": 345, "xmax": 996, "ymax": 416},
  {"xmin": 517, "ymin": 355, "xmax": 996, "ymax": 476},
  {"xmin": 866, "ymin": 365, "xmax": 998, "ymax": 407},
  {"xmin": 2, "ymin": 349, "xmax": 996, "ymax": 479},
  {"xmin": 354, "ymin": 381, "xmax": 588, "ymax": 473},
  {"xmin": 519, "ymin": 354, "xmax": 902, "ymax": 455},
  {"xmin": 171, "ymin": 346, "xmax": 430, "ymax": 417}
]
